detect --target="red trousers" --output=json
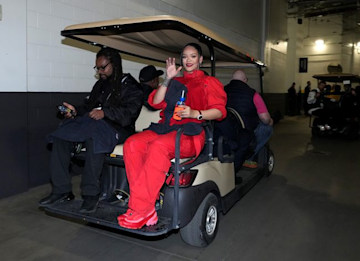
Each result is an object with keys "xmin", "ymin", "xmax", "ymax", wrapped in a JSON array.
[{"xmin": 123, "ymin": 130, "xmax": 205, "ymax": 214}]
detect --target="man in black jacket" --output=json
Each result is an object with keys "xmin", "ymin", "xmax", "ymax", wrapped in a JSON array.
[{"xmin": 39, "ymin": 48, "xmax": 143, "ymax": 213}]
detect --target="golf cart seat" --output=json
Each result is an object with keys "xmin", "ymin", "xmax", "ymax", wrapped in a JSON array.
[
  {"xmin": 214, "ymin": 107, "xmax": 256, "ymax": 171},
  {"xmin": 108, "ymin": 106, "xmax": 161, "ymax": 157}
]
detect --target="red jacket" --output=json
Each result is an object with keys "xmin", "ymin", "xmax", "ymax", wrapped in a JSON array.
[{"xmin": 148, "ymin": 70, "xmax": 227, "ymax": 125}]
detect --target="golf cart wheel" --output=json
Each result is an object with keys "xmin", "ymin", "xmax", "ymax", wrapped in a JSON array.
[
  {"xmin": 180, "ymin": 193, "xmax": 219, "ymax": 247},
  {"xmin": 266, "ymin": 149, "xmax": 275, "ymax": 176}
]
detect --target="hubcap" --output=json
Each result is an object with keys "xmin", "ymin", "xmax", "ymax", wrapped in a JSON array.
[
  {"xmin": 205, "ymin": 205, "xmax": 217, "ymax": 235},
  {"xmin": 268, "ymin": 154, "xmax": 274, "ymax": 173}
]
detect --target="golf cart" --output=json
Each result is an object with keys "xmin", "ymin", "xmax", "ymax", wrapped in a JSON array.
[
  {"xmin": 44, "ymin": 15, "xmax": 274, "ymax": 247},
  {"xmin": 309, "ymin": 73, "xmax": 360, "ymax": 139}
]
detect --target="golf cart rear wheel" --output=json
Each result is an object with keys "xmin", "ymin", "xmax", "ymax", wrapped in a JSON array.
[
  {"xmin": 180, "ymin": 193, "xmax": 219, "ymax": 247},
  {"xmin": 266, "ymin": 149, "xmax": 275, "ymax": 176}
]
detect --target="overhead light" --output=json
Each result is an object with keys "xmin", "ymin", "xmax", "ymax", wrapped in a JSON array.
[
  {"xmin": 315, "ymin": 39, "xmax": 325, "ymax": 51},
  {"xmin": 315, "ymin": 39, "xmax": 324, "ymax": 46},
  {"xmin": 356, "ymin": 42, "xmax": 360, "ymax": 54}
]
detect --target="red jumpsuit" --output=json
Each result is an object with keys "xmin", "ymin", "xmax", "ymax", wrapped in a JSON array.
[{"xmin": 123, "ymin": 70, "xmax": 227, "ymax": 216}]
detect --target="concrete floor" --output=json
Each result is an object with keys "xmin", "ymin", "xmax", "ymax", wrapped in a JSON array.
[{"xmin": 1, "ymin": 115, "xmax": 360, "ymax": 261}]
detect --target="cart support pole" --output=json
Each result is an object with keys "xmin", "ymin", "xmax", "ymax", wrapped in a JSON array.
[{"xmin": 172, "ymin": 128, "xmax": 183, "ymax": 229}]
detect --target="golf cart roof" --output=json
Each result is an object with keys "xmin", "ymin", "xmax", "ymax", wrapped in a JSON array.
[
  {"xmin": 313, "ymin": 73, "xmax": 360, "ymax": 83},
  {"xmin": 61, "ymin": 15, "xmax": 264, "ymax": 73}
]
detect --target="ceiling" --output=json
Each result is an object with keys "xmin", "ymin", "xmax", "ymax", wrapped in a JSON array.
[
  {"xmin": 287, "ymin": 0, "xmax": 360, "ymax": 34},
  {"xmin": 287, "ymin": 0, "xmax": 360, "ymax": 18}
]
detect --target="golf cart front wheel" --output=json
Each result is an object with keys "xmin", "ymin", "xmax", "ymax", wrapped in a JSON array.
[{"xmin": 180, "ymin": 193, "xmax": 219, "ymax": 247}]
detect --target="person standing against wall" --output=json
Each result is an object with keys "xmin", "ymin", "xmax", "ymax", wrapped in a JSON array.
[{"xmin": 287, "ymin": 82, "xmax": 297, "ymax": 116}]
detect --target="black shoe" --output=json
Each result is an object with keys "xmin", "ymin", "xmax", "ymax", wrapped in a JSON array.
[
  {"xmin": 105, "ymin": 189, "xmax": 129, "ymax": 206},
  {"xmin": 79, "ymin": 195, "xmax": 99, "ymax": 213},
  {"xmin": 39, "ymin": 192, "xmax": 74, "ymax": 207}
]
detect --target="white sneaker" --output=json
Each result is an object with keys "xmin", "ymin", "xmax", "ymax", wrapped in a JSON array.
[{"xmin": 318, "ymin": 125, "xmax": 325, "ymax": 131}]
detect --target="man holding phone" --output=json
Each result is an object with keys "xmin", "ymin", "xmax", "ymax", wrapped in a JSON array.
[{"xmin": 39, "ymin": 48, "xmax": 143, "ymax": 213}]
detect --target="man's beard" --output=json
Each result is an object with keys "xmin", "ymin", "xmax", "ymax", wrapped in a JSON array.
[{"xmin": 99, "ymin": 73, "xmax": 109, "ymax": 80}]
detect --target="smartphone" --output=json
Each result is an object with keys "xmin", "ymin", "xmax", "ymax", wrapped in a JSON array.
[{"xmin": 57, "ymin": 105, "xmax": 74, "ymax": 115}]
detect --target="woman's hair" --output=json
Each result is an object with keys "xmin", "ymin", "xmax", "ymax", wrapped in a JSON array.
[
  {"xmin": 182, "ymin": 42, "xmax": 203, "ymax": 56},
  {"xmin": 180, "ymin": 42, "xmax": 203, "ymax": 66},
  {"xmin": 96, "ymin": 47, "xmax": 123, "ymax": 81}
]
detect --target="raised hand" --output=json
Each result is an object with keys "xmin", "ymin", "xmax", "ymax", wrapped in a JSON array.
[{"xmin": 166, "ymin": 57, "xmax": 182, "ymax": 79}]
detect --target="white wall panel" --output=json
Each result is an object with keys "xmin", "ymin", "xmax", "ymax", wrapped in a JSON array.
[
  {"xmin": 27, "ymin": 27, "xmax": 52, "ymax": 45},
  {"xmin": 27, "ymin": 0, "xmax": 51, "ymax": 14},
  {"xmin": 1, "ymin": 0, "xmax": 273, "ymax": 92},
  {"xmin": 0, "ymin": 0, "xmax": 26, "ymax": 92}
]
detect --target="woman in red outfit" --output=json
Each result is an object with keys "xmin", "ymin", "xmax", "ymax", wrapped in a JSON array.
[{"xmin": 118, "ymin": 43, "xmax": 227, "ymax": 229}]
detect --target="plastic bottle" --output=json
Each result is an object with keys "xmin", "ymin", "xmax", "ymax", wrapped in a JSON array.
[{"xmin": 173, "ymin": 90, "xmax": 185, "ymax": 120}]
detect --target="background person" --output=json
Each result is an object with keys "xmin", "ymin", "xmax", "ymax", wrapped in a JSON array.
[
  {"xmin": 117, "ymin": 43, "xmax": 227, "ymax": 230},
  {"xmin": 307, "ymin": 80, "xmax": 328, "ymax": 129},
  {"xmin": 139, "ymin": 65, "xmax": 164, "ymax": 110},
  {"xmin": 287, "ymin": 82, "xmax": 298, "ymax": 116},
  {"xmin": 39, "ymin": 48, "xmax": 143, "ymax": 213},
  {"xmin": 303, "ymin": 81, "xmax": 311, "ymax": 115}
]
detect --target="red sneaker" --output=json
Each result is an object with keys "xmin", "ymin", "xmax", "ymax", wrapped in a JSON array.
[
  {"xmin": 117, "ymin": 208, "xmax": 133, "ymax": 222},
  {"xmin": 118, "ymin": 209, "xmax": 158, "ymax": 229}
]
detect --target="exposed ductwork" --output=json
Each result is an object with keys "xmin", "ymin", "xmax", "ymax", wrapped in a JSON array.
[{"xmin": 287, "ymin": 0, "xmax": 360, "ymax": 18}]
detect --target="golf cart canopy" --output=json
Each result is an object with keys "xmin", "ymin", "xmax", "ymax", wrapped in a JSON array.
[
  {"xmin": 313, "ymin": 73, "xmax": 360, "ymax": 83},
  {"xmin": 61, "ymin": 15, "xmax": 264, "ymax": 76}
]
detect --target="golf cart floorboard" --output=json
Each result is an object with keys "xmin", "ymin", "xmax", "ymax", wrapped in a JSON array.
[
  {"xmin": 236, "ymin": 167, "xmax": 262, "ymax": 183},
  {"xmin": 44, "ymin": 200, "xmax": 172, "ymax": 236}
]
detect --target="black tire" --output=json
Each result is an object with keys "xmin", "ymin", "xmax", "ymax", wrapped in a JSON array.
[
  {"xmin": 257, "ymin": 146, "xmax": 274, "ymax": 176},
  {"xmin": 180, "ymin": 193, "xmax": 219, "ymax": 247}
]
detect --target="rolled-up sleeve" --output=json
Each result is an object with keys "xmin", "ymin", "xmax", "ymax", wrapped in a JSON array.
[{"xmin": 148, "ymin": 89, "xmax": 167, "ymax": 110}]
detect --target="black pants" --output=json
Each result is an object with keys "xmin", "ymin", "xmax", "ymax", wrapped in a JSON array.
[
  {"xmin": 50, "ymin": 137, "xmax": 105, "ymax": 197},
  {"xmin": 214, "ymin": 117, "xmax": 254, "ymax": 172}
]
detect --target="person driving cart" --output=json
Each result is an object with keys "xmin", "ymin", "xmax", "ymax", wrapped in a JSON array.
[{"xmin": 117, "ymin": 43, "xmax": 227, "ymax": 229}]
